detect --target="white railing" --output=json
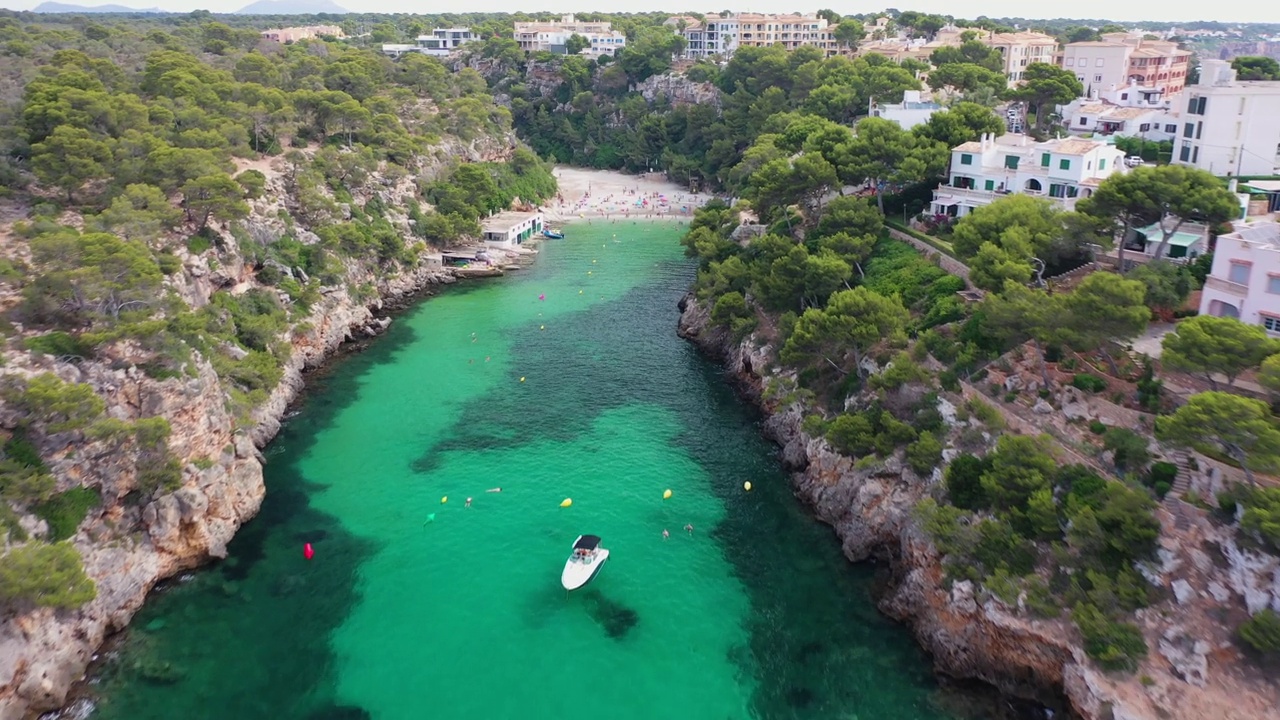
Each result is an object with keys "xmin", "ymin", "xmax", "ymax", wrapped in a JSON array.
[{"xmin": 1204, "ymin": 276, "xmax": 1249, "ymax": 296}]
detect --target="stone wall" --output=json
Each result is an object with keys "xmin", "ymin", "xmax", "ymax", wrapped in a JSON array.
[{"xmin": 886, "ymin": 227, "xmax": 970, "ymax": 283}]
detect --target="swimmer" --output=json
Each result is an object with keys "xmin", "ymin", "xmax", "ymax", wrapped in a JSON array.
[
  {"xmin": 662, "ymin": 529, "xmax": 669, "ymax": 540},
  {"xmin": 465, "ymin": 497, "xmax": 472, "ymax": 508},
  {"xmin": 684, "ymin": 523, "xmax": 694, "ymax": 535},
  {"xmin": 486, "ymin": 487, "xmax": 502, "ymax": 493},
  {"xmin": 485, "ymin": 356, "xmax": 490, "ymax": 362}
]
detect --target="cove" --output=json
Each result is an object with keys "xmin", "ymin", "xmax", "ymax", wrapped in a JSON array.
[{"xmin": 91, "ymin": 222, "xmax": 962, "ymax": 720}]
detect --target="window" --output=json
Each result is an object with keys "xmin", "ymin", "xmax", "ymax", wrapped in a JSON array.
[
  {"xmin": 1096, "ymin": 58, "xmax": 1104, "ymax": 66},
  {"xmin": 1040, "ymin": 153, "xmax": 1051, "ymax": 167},
  {"xmin": 1099, "ymin": 158, "xmax": 1107, "ymax": 170},
  {"xmin": 1196, "ymin": 96, "xmax": 1207, "ymax": 114},
  {"xmin": 1094, "ymin": 74, "xmax": 1103, "ymax": 82},
  {"xmin": 1265, "ymin": 316, "xmax": 1280, "ymax": 333},
  {"xmin": 1059, "ymin": 158, "xmax": 1071, "ymax": 170},
  {"xmin": 984, "ymin": 179, "xmax": 995, "ymax": 191},
  {"xmin": 1066, "ymin": 57, "xmax": 1074, "ymax": 67},
  {"xmin": 1079, "ymin": 117, "xmax": 1088, "ymax": 126},
  {"xmin": 1122, "ymin": 93, "xmax": 1129, "ymax": 100},
  {"xmin": 1165, "ymin": 124, "xmax": 1176, "ymax": 133},
  {"xmin": 1004, "ymin": 155, "xmax": 1020, "ymax": 169},
  {"xmin": 1196, "ymin": 122, "xmax": 1202, "ymax": 140},
  {"xmin": 1139, "ymin": 123, "xmax": 1150, "ymax": 132},
  {"xmin": 1187, "ymin": 96, "xmax": 1197, "ymax": 114},
  {"xmin": 1229, "ymin": 262, "xmax": 1250, "ymax": 285},
  {"xmin": 1183, "ymin": 123, "xmax": 1195, "ymax": 138},
  {"xmin": 960, "ymin": 153, "xmax": 973, "ymax": 165},
  {"xmin": 1268, "ymin": 276, "xmax": 1280, "ymax": 294},
  {"xmin": 1192, "ymin": 146, "xmax": 1199, "ymax": 163},
  {"xmin": 1179, "ymin": 144, "xmax": 1190, "ymax": 161}
]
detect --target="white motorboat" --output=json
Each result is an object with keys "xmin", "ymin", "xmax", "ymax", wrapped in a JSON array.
[{"xmin": 561, "ymin": 535, "xmax": 609, "ymax": 591}]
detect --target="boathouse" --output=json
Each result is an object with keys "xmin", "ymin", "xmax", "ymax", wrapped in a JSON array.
[{"xmin": 481, "ymin": 211, "xmax": 543, "ymax": 248}]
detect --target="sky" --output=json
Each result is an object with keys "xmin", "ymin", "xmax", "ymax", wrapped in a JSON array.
[{"xmin": 2, "ymin": 0, "xmax": 1278, "ymax": 24}]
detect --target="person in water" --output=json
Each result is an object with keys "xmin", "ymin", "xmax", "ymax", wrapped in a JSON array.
[
  {"xmin": 662, "ymin": 529, "xmax": 669, "ymax": 540},
  {"xmin": 486, "ymin": 487, "xmax": 502, "ymax": 493},
  {"xmin": 465, "ymin": 497, "xmax": 472, "ymax": 508},
  {"xmin": 684, "ymin": 524, "xmax": 694, "ymax": 535}
]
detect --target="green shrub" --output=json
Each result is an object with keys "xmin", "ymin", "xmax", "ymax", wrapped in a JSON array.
[
  {"xmin": 187, "ymin": 233, "xmax": 213, "ymax": 254},
  {"xmin": 1239, "ymin": 609, "xmax": 1280, "ymax": 656},
  {"xmin": 1088, "ymin": 420, "xmax": 1107, "ymax": 435},
  {"xmin": 1073, "ymin": 602, "xmax": 1148, "ymax": 672},
  {"xmin": 1147, "ymin": 462, "xmax": 1177, "ymax": 489},
  {"xmin": 2, "ymin": 374, "xmax": 104, "ymax": 432},
  {"xmin": 0, "ymin": 541, "xmax": 96, "ymax": 609},
  {"xmin": 34, "ymin": 487, "xmax": 100, "ymax": 542},
  {"xmin": 946, "ymin": 453, "xmax": 992, "ymax": 510},
  {"xmin": 3, "ymin": 428, "xmax": 44, "ymax": 471},
  {"xmin": 1104, "ymin": 428, "xmax": 1150, "ymax": 474},
  {"xmin": 827, "ymin": 413, "xmax": 875, "ymax": 456},
  {"xmin": 966, "ymin": 397, "xmax": 1004, "ymax": 429},
  {"xmin": 1241, "ymin": 487, "xmax": 1280, "ymax": 551},
  {"xmin": 906, "ymin": 431, "xmax": 943, "ymax": 475},
  {"xmin": 156, "ymin": 252, "xmax": 182, "ymax": 276},
  {"xmin": 938, "ymin": 369, "xmax": 959, "ymax": 392},
  {"xmin": 1072, "ymin": 373, "xmax": 1108, "ymax": 392},
  {"xmin": 1003, "ymin": 391, "xmax": 1017, "ymax": 403},
  {"xmin": 24, "ymin": 332, "xmax": 93, "ymax": 359}
]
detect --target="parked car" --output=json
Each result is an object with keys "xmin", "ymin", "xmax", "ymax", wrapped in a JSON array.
[{"xmin": 1124, "ymin": 155, "xmax": 1144, "ymax": 167}]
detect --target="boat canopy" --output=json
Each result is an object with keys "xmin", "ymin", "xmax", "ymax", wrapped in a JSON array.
[{"xmin": 573, "ymin": 535, "xmax": 601, "ymax": 550}]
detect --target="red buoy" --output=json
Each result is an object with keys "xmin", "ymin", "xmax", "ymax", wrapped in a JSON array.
[{"xmin": 304, "ymin": 543, "xmax": 314, "ymax": 560}]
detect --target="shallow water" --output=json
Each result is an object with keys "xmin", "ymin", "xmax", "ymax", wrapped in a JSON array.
[{"xmin": 91, "ymin": 222, "xmax": 961, "ymax": 720}]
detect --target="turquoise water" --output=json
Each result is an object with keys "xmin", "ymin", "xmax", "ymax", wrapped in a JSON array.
[{"xmin": 91, "ymin": 222, "xmax": 965, "ymax": 720}]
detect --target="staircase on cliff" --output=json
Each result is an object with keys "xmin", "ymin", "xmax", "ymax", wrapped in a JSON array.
[{"xmin": 1166, "ymin": 449, "xmax": 1196, "ymax": 531}]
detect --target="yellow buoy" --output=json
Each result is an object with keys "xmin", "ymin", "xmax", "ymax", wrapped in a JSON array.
[
  {"xmin": 588, "ymin": 271, "xmax": 592, "ymax": 275},
  {"xmin": 441, "ymin": 496, "xmax": 448, "ymax": 504},
  {"xmin": 560, "ymin": 498, "xmax": 572, "ymax": 508},
  {"xmin": 592, "ymin": 259, "xmax": 597, "ymax": 263},
  {"xmin": 579, "ymin": 290, "xmax": 583, "ymax": 294},
  {"xmin": 540, "ymin": 325, "xmax": 545, "ymax": 330},
  {"xmin": 744, "ymin": 481, "xmax": 753, "ymax": 491},
  {"xmin": 663, "ymin": 489, "xmax": 672, "ymax": 500}
]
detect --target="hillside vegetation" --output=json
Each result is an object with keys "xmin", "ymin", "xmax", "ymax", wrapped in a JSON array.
[{"xmin": 0, "ymin": 14, "xmax": 554, "ymax": 611}]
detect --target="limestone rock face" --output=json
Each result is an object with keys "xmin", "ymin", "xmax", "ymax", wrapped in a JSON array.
[
  {"xmin": 0, "ymin": 247, "xmax": 457, "ymax": 720},
  {"xmin": 678, "ymin": 293, "xmax": 1075, "ymax": 710}
]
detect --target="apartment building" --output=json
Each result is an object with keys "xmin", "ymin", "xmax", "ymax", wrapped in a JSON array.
[
  {"xmin": 985, "ymin": 31, "xmax": 1058, "ymax": 84},
  {"xmin": 1173, "ymin": 59, "xmax": 1280, "ymax": 177},
  {"xmin": 382, "ymin": 28, "xmax": 476, "ymax": 58},
  {"xmin": 514, "ymin": 15, "xmax": 627, "ymax": 56},
  {"xmin": 1198, "ymin": 220, "xmax": 1280, "ymax": 332},
  {"xmin": 930, "ymin": 133, "xmax": 1127, "ymax": 218},
  {"xmin": 676, "ymin": 13, "xmax": 850, "ymax": 59},
  {"xmin": 1059, "ymin": 33, "xmax": 1192, "ymax": 97},
  {"xmin": 260, "ymin": 25, "xmax": 343, "ymax": 43}
]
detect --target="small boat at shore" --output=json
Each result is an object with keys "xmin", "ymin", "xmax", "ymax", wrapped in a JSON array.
[
  {"xmin": 543, "ymin": 229, "xmax": 565, "ymax": 239},
  {"xmin": 561, "ymin": 535, "xmax": 609, "ymax": 590}
]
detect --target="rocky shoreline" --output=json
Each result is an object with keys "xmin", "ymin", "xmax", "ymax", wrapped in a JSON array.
[
  {"xmin": 675, "ymin": 293, "xmax": 1086, "ymax": 718},
  {"xmin": 0, "ymin": 256, "xmax": 485, "ymax": 720}
]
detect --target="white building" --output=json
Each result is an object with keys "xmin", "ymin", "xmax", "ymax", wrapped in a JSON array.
[
  {"xmin": 675, "ymin": 13, "xmax": 849, "ymax": 60},
  {"xmin": 382, "ymin": 28, "xmax": 476, "ymax": 58},
  {"xmin": 871, "ymin": 90, "xmax": 940, "ymax": 130},
  {"xmin": 1198, "ymin": 220, "xmax": 1280, "ymax": 332},
  {"xmin": 1173, "ymin": 59, "xmax": 1280, "ymax": 177},
  {"xmin": 514, "ymin": 15, "xmax": 626, "ymax": 56},
  {"xmin": 930, "ymin": 133, "xmax": 1127, "ymax": 218},
  {"xmin": 1061, "ymin": 101, "xmax": 1178, "ymax": 142},
  {"xmin": 985, "ymin": 31, "xmax": 1059, "ymax": 85},
  {"xmin": 481, "ymin": 211, "xmax": 544, "ymax": 248}
]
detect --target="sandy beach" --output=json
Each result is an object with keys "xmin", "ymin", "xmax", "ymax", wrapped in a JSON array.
[{"xmin": 540, "ymin": 167, "xmax": 715, "ymax": 224}]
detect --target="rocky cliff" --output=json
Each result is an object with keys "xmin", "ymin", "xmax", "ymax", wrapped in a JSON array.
[
  {"xmin": 676, "ymin": 293, "xmax": 1280, "ymax": 720},
  {"xmin": 0, "ymin": 142, "xmax": 527, "ymax": 719}
]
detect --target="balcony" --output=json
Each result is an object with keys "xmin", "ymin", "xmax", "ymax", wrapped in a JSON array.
[{"xmin": 1204, "ymin": 275, "xmax": 1249, "ymax": 296}]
